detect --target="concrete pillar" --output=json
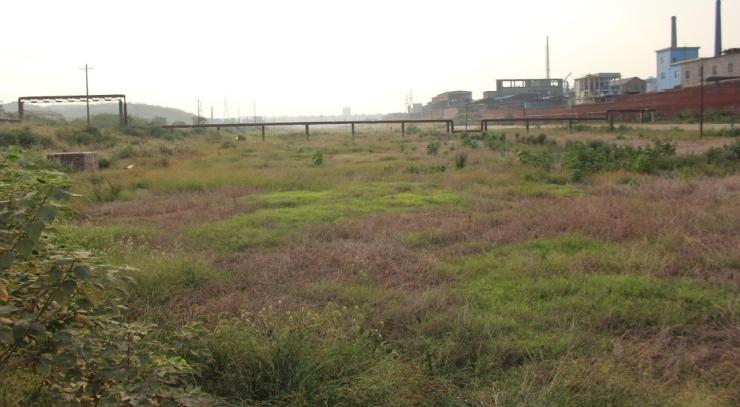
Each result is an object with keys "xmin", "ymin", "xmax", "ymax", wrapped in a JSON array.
[
  {"xmin": 401, "ymin": 122, "xmax": 405, "ymax": 136},
  {"xmin": 351, "ymin": 123, "xmax": 355, "ymax": 142},
  {"xmin": 305, "ymin": 124, "xmax": 309, "ymax": 139}
]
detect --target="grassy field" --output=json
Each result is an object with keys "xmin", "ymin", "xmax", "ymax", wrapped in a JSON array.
[{"xmin": 2, "ymin": 119, "xmax": 740, "ymax": 405}]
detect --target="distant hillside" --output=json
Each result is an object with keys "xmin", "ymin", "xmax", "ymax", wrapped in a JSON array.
[{"xmin": 1, "ymin": 102, "xmax": 194, "ymax": 124}]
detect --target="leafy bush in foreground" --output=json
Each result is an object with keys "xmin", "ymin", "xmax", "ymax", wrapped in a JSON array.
[
  {"xmin": 0, "ymin": 148, "xmax": 210, "ymax": 405},
  {"xmin": 563, "ymin": 140, "xmax": 676, "ymax": 181}
]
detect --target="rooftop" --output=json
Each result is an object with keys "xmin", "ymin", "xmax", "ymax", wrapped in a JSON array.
[{"xmin": 655, "ymin": 46, "xmax": 700, "ymax": 53}]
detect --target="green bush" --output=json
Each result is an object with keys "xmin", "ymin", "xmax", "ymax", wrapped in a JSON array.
[
  {"xmin": 426, "ymin": 142, "xmax": 440, "ymax": 155},
  {"xmin": 517, "ymin": 149, "xmax": 554, "ymax": 170},
  {"xmin": 0, "ymin": 148, "xmax": 210, "ymax": 405},
  {"xmin": 517, "ymin": 133, "xmax": 554, "ymax": 145},
  {"xmin": 455, "ymin": 153, "xmax": 468, "ymax": 169},
  {"xmin": 312, "ymin": 150, "xmax": 325, "ymax": 166},
  {"xmin": 562, "ymin": 140, "xmax": 676, "ymax": 181},
  {"xmin": 460, "ymin": 133, "xmax": 479, "ymax": 149},
  {"xmin": 0, "ymin": 128, "xmax": 52, "ymax": 148},
  {"xmin": 704, "ymin": 127, "xmax": 740, "ymax": 138},
  {"xmin": 406, "ymin": 124, "xmax": 421, "ymax": 135},
  {"xmin": 484, "ymin": 133, "xmax": 509, "ymax": 152}
]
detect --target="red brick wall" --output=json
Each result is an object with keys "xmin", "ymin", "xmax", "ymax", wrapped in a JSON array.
[{"xmin": 481, "ymin": 80, "xmax": 740, "ymax": 119}]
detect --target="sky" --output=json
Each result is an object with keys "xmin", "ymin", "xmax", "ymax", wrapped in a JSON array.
[{"xmin": 2, "ymin": 0, "xmax": 738, "ymax": 117}]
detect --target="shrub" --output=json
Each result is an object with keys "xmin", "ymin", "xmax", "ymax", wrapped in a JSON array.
[
  {"xmin": 704, "ymin": 127, "xmax": 740, "ymax": 138},
  {"xmin": 116, "ymin": 145, "xmax": 135, "ymax": 159},
  {"xmin": 406, "ymin": 124, "xmax": 421, "ymax": 135},
  {"xmin": 562, "ymin": 140, "xmax": 676, "ymax": 181},
  {"xmin": 312, "ymin": 150, "xmax": 325, "ymax": 166},
  {"xmin": 454, "ymin": 153, "xmax": 468, "ymax": 169},
  {"xmin": 0, "ymin": 148, "xmax": 210, "ymax": 405},
  {"xmin": 460, "ymin": 133, "xmax": 479, "ymax": 149},
  {"xmin": 426, "ymin": 142, "xmax": 440, "ymax": 155},
  {"xmin": 98, "ymin": 157, "xmax": 112, "ymax": 169},
  {"xmin": 484, "ymin": 133, "xmax": 508, "ymax": 152},
  {"xmin": 517, "ymin": 149, "xmax": 554, "ymax": 170},
  {"xmin": 517, "ymin": 133, "xmax": 553, "ymax": 145},
  {"xmin": 0, "ymin": 128, "xmax": 52, "ymax": 148}
]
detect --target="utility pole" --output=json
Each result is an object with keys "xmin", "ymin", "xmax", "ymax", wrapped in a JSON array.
[
  {"xmin": 80, "ymin": 64, "xmax": 94, "ymax": 128},
  {"xmin": 465, "ymin": 101, "xmax": 469, "ymax": 131}
]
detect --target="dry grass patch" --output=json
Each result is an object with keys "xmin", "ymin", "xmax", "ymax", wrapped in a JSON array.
[{"xmin": 85, "ymin": 187, "xmax": 257, "ymax": 228}]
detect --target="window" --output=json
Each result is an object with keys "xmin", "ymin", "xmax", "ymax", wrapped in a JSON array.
[
  {"xmin": 661, "ymin": 73, "xmax": 666, "ymax": 79},
  {"xmin": 671, "ymin": 58, "xmax": 677, "ymax": 63},
  {"xmin": 674, "ymin": 71, "xmax": 679, "ymax": 79},
  {"xmin": 712, "ymin": 66, "xmax": 718, "ymax": 75},
  {"xmin": 729, "ymin": 63, "xmax": 734, "ymax": 73},
  {"xmin": 685, "ymin": 70, "xmax": 691, "ymax": 79}
]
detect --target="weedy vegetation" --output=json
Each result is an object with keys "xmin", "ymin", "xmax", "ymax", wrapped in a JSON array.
[{"xmin": 1, "ymin": 117, "xmax": 739, "ymax": 406}]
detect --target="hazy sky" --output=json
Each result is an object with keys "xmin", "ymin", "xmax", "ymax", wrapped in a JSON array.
[{"xmin": 2, "ymin": 0, "xmax": 738, "ymax": 117}]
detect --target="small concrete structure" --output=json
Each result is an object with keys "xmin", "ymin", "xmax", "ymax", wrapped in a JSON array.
[{"xmin": 47, "ymin": 152, "xmax": 98, "ymax": 172}]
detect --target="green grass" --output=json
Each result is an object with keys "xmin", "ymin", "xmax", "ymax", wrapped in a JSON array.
[
  {"xmin": 435, "ymin": 236, "xmax": 732, "ymax": 379},
  {"xmin": 55, "ymin": 223, "xmax": 155, "ymax": 253},
  {"xmin": 7, "ymin": 121, "xmax": 737, "ymax": 405},
  {"xmin": 189, "ymin": 183, "xmax": 462, "ymax": 253}
]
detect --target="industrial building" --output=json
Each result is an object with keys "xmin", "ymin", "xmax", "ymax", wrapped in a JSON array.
[
  {"xmin": 611, "ymin": 77, "xmax": 647, "ymax": 96},
  {"xmin": 656, "ymin": 17, "xmax": 699, "ymax": 92},
  {"xmin": 667, "ymin": 1, "xmax": 737, "ymax": 89},
  {"xmin": 487, "ymin": 79, "xmax": 564, "ymax": 99},
  {"xmin": 674, "ymin": 49, "xmax": 740, "ymax": 87},
  {"xmin": 573, "ymin": 73, "xmax": 621, "ymax": 105},
  {"xmin": 656, "ymin": 1, "xmax": 728, "ymax": 92},
  {"xmin": 428, "ymin": 91, "xmax": 472, "ymax": 109}
]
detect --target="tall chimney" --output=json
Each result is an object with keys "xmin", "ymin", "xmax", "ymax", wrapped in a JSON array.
[
  {"xmin": 715, "ymin": 0, "xmax": 722, "ymax": 57},
  {"xmin": 671, "ymin": 16, "xmax": 677, "ymax": 48}
]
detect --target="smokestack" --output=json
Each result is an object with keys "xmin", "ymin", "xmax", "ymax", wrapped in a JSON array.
[
  {"xmin": 671, "ymin": 16, "xmax": 677, "ymax": 48},
  {"xmin": 715, "ymin": 0, "xmax": 722, "ymax": 57}
]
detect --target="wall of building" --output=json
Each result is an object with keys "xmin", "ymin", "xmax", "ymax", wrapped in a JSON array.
[
  {"xmin": 656, "ymin": 48, "xmax": 699, "ymax": 91},
  {"xmin": 495, "ymin": 79, "xmax": 563, "ymax": 98},
  {"xmin": 480, "ymin": 80, "xmax": 740, "ymax": 119},
  {"xmin": 679, "ymin": 53, "xmax": 740, "ymax": 87}
]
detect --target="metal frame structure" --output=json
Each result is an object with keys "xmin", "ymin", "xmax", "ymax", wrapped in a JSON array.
[
  {"xmin": 163, "ymin": 119, "xmax": 454, "ymax": 141},
  {"xmin": 162, "ymin": 109, "xmax": 655, "ymax": 140},
  {"xmin": 17, "ymin": 94, "xmax": 128, "ymax": 126}
]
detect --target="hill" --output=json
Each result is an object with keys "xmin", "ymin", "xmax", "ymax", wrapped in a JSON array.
[{"xmin": 1, "ymin": 101, "xmax": 194, "ymax": 124}]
